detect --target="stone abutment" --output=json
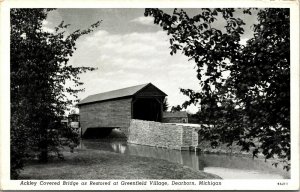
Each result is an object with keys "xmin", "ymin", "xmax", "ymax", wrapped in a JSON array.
[{"xmin": 127, "ymin": 119, "xmax": 199, "ymax": 150}]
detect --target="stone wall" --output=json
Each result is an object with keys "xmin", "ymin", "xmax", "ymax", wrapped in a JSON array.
[{"xmin": 127, "ymin": 119, "xmax": 199, "ymax": 150}]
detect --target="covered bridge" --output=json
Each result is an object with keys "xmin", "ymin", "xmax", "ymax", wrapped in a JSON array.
[{"xmin": 77, "ymin": 83, "xmax": 167, "ymax": 137}]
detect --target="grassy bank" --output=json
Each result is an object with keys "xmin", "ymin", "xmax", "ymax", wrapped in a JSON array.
[{"xmin": 19, "ymin": 148, "xmax": 221, "ymax": 180}]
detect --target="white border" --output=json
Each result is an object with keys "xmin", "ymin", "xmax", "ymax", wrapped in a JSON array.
[{"xmin": 0, "ymin": 0, "xmax": 299, "ymax": 190}]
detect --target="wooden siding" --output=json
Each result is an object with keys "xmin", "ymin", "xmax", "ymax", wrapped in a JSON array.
[
  {"xmin": 79, "ymin": 98, "xmax": 132, "ymax": 135},
  {"xmin": 136, "ymin": 84, "xmax": 166, "ymax": 97}
]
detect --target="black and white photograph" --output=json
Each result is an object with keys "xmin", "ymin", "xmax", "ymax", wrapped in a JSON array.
[{"xmin": 0, "ymin": 0, "xmax": 299, "ymax": 190}]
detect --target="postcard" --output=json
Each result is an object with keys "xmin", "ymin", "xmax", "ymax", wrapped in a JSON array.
[{"xmin": 0, "ymin": 0, "xmax": 299, "ymax": 190}]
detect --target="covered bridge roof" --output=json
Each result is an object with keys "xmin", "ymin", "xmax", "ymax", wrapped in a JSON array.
[{"xmin": 78, "ymin": 83, "xmax": 167, "ymax": 105}]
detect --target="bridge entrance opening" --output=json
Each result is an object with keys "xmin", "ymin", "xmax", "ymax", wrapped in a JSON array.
[{"xmin": 132, "ymin": 98, "xmax": 162, "ymax": 122}]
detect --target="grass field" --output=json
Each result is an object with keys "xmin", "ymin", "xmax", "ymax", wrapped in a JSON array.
[{"xmin": 19, "ymin": 148, "xmax": 221, "ymax": 180}]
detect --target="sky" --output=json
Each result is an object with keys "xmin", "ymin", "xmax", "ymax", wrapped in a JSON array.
[{"xmin": 44, "ymin": 8, "xmax": 258, "ymax": 113}]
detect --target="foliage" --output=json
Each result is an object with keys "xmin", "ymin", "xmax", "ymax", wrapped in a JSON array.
[
  {"xmin": 145, "ymin": 8, "xmax": 290, "ymax": 170},
  {"xmin": 170, "ymin": 105, "xmax": 183, "ymax": 112},
  {"xmin": 163, "ymin": 98, "xmax": 169, "ymax": 111},
  {"xmin": 60, "ymin": 125, "xmax": 80, "ymax": 152},
  {"xmin": 10, "ymin": 8, "xmax": 100, "ymax": 178}
]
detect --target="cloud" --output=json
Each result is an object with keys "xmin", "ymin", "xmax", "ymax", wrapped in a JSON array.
[
  {"xmin": 41, "ymin": 19, "xmax": 55, "ymax": 33},
  {"xmin": 42, "ymin": 20, "xmax": 49, "ymax": 26},
  {"xmin": 130, "ymin": 16, "xmax": 155, "ymax": 25},
  {"xmin": 42, "ymin": 26, "xmax": 55, "ymax": 33},
  {"xmin": 68, "ymin": 29, "xmax": 200, "ymax": 113},
  {"xmin": 240, "ymin": 38, "xmax": 249, "ymax": 46}
]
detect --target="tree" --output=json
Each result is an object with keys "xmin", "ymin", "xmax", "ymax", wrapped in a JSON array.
[
  {"xmin": 171, "ymin": 105, "xmax": 182, "ymax": 112},
  {"xmin": 10, "ymin": 9, "xmax": 100, "ymax": 178},
  {"xmin": 145, "ymin": 8, "xmax": 290, "ymax": 170},
  {"xmin": 163, "ymin": 98, "xmax": 169, "ymax": 111}
]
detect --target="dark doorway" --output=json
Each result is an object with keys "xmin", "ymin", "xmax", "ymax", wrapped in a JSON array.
[{"xmin": 132, "ymin": 98, "xmax": 162, "ymax": 122}]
